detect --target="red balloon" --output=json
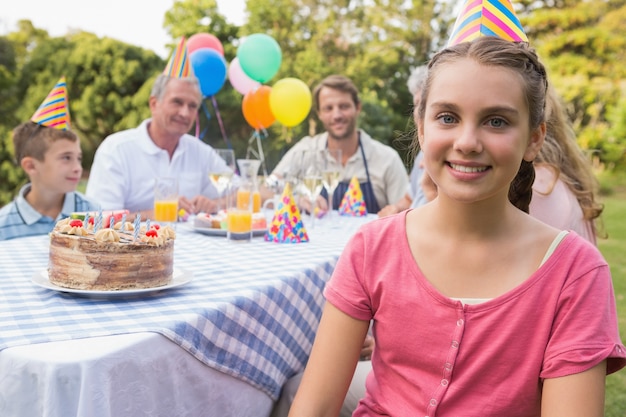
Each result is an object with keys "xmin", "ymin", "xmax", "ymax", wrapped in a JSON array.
[
  {"xmin": 187, "ymin": 33, "xmax": 224, "ymax": 56},
  {"xmin": 242, "ymin": 86, "xmax": 275, "ymax": 130}
]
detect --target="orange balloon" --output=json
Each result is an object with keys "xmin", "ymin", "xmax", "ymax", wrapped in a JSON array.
[{"xmin": 242, "ymin": 85, "xmax": 275, "ymax": 130}]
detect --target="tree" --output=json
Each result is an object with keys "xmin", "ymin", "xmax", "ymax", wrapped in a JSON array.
[
  {"xmin": 522, "ymin": 0, "xmax": 626, "ymax": 169},
  {"xmin": 0, "ymin": 24, "xmax": 165, "ymax": 205}
]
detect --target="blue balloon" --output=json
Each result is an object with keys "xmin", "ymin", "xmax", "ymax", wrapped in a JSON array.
[{"xmin": 189, "ymin": 48, "xmax": 227, "ymax": 97}]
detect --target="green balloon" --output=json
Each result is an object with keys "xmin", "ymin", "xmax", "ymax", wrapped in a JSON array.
[{"xmin": 237, "ymin": 34, "xmax": 282, "ymax": 84}]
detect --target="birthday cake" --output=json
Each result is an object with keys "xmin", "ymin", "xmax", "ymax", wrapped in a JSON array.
[{"xmin": 48, "ymin": 216, "xmax": 176, "ymax": 291}]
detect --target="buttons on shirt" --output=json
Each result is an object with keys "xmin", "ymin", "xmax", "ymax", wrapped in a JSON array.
[
  {"xmin": 429, "ymin": 399, "xmax": 437, "ymax": 406},
  {"xmin": 441, "ymin": 379, "xmax": 449, "ymax": 386},
  {"xmin": 457, "ymin": 319, "xmax": 464, "ymax": 326},
  {"xmin": 451, "ymin": 340, "xmax": 459, "ymax": 348}
]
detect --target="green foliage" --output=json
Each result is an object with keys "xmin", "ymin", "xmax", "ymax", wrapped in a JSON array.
[
  {"xmin": 525, "ymin": 1, "xmax": 626, "ymax": 168},
  {"xmin": 1, "ymin": 0, "xmax": 626, "ymax": 208},
  {"xmin": 596, "ymin": 184, "xmax": 626, "ymax": 417}
]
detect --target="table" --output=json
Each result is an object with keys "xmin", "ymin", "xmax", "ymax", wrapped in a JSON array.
[{"xmin": 0, "ymin": 214, "xmax": 375, "ymax": 417}]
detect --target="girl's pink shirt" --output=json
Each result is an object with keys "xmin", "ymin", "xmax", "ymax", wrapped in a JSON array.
[{"xmin": 324, "ymin": 212, "xmax": 625, "ymax": 417}]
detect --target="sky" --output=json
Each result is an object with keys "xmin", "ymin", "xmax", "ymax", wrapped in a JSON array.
[{"xmin": 0, "ymin": 0, "xmax": 246, "ymax": 58}]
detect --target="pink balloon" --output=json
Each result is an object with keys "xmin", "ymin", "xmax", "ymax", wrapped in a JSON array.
[
  {"xmin": 228, "ymin": 57, "xmax": 261, "ymax": 95},
  {"xmin": 187, "ymin": 33, "xmax": 224, "ymax": 56}
]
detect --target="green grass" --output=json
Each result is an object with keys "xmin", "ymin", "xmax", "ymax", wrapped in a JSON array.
[{"xmin": 599, "ymin": 186, "xmax": 626, "ymax": 417}]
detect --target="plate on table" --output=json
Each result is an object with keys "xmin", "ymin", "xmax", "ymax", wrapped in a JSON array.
[
  {"xmin": 192, "ymin": 226, "xmax": 267, "ymax": 237},
  {"xmin": 31, "ymin": 268, "xmax": 193, "ymax": 298}
]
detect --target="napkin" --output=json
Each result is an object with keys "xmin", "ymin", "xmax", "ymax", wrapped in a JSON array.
[
  {"xmin": 30, "ymin": 76, "xmax": 70, "ymax": 130},
  {"xmin": 265, "ymin": 182, "xmax": 309, "ymax": 243},
  {"xmin": 447, "ymin": 0, "xmax": 528, "ymax": 47},
  {"xmin": 338, "ymin": 176, "xmax": 367, "ymax": 217}
]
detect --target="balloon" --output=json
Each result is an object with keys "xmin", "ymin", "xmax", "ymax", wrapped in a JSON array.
[
  {"xmin": 242, "ymin": 86, "xmax": 275, "ymax": 130},
  {"xmin": 236, "ymin": 33, "xmax": 282, "ymax": 83},
  {"xmin": 228, "ymin": 57, "xmax": 261, "ymax": 95},
  {"xmin": 269, "ymin": 78, "xmax": 312, "ymax": 127},
  {"xmin": 190, "ymin": 48, "xmax": 227, "ymax": 97},
  {"xmin": 187, "ymin": 33, "xmax": 224, "ymax": 56}
]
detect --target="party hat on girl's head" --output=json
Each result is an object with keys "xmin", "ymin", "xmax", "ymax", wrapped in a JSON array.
[
  {"xmin": 338, "ymin": 177, "xmax": 367, "ymax": 217},
  {"xmin": 163, "ymin": 37, "xmax": 193, "ymax": 78},
  {"xmin": 447, "ymin": 0, "xmax": 528, "ymax": 46},
  {"xmin": 265, "ymin": 182, "xmax": 309, "ymax": 243},
  {"xmin": 30, "ymin": 77, "xmax": 70, "ymax": 130}
]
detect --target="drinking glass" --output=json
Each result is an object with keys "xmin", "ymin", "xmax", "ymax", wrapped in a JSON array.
[
  {"xmin": 321, "ymin": 149, "xmax": 343, "ymax": 223},
  {"xmin": 300, "ymin": 150, "xmax": 324, "ymax": 227},
  {"xmin": 154, "ymin": 177, "xmax": 179, "ymax": 226},
  {"xmin": 209, "ymin": 149, "xmax": 236, "ymax": 212}
]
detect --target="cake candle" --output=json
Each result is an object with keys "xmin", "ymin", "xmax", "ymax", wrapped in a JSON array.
[
  {"xmin": 121, "ymin": 213, "xmax": 127, "ymax": 230},
  {"xmin": 109, "ymin": 216, "xmax": 114, "ymax": 229},
  {"xmin": 95, "ymin": 209, "xmax": 103, "ymax": 232},
  {"xmin": 83, "ymin": 213, "xmax": 90, "ymax": 231},
  {"xmin": 133, "ymin": 213, "xmax": 141, "ymax": 240}
]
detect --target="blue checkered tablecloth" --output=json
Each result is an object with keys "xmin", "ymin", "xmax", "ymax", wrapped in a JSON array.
[{"xmin": 0, "ymin": 215, "xmax": 375, "ymax": 400}]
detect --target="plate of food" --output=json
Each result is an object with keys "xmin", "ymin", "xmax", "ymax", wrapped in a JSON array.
[
  {"xmin": 192, "ymin": 212, "xmax": 267, "ymax": 237},
  {"xmin": 32, "ymin": 268, "xmax": 193, "ymax": 298}
]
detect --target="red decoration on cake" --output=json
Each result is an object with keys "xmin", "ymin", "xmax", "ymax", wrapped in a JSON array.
[{"xmin": 69, "ymin": 219, "xmax": 83, "ymax": 228}]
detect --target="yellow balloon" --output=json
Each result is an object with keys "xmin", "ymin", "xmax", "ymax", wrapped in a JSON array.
[{"xmin": 269, "ymin": 78, "xmax": 312, "ymax": 127}]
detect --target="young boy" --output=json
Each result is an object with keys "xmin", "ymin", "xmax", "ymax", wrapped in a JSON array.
[{"xmin": 0, "ymin": 77, "xmax": 99, "ymax": 240}]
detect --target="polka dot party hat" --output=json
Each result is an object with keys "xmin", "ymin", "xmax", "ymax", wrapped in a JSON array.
[
  {"xmin": 265, "ymin": 182, "xmax": 309, "ymax": 243},
  {"xmin": 338, "ymin": 176, "xmax": 367, "ymax": 217}
]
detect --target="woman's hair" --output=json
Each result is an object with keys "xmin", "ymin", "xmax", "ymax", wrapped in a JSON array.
[
  {"xmin": 12, "ymin": 122, "xmax": 78, "ymax": 163},
  {"xmin": 415, "ymin": 36, "xmax": 548, "ymax": 213},
  {"xmin": 535, "ymin": 86, "xmax": 603, "ymax": 228}
]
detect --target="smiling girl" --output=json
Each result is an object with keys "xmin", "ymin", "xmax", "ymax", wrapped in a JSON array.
[{"xmin": 287, "ymin": 37, "xmax": 625, "ymax": 417}]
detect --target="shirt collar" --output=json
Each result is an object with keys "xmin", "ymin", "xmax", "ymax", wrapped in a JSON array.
[
  {"xmin": 138, "ymin": 118, "xmax": 190, "ymax": 158},
  {"xmin": 15, "ymin": 184, "xmax": 77, "ymax": 225}
]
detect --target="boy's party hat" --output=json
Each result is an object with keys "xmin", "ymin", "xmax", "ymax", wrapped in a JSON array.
[
  {"xmin": 338, "ymin": 177, "xmax": 367, "ymax": 217},
  {"xmin": 447, "ymin": 0, "xmax": 528, "ymax": 46},
  {"xmin": 163, "ymin": 37, "xmax": 193, "ymax": 78},
  {"xmin": 30, "ymin": 77, "xmax": 70, "ymax": 130},
  {"xmin": 265, "ymin": 183, "xmax": 309, "ymax": 243}
]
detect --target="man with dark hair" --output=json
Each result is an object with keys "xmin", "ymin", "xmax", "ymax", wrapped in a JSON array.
[{"xmin": 271, "ymin": 74, "xmax": 408, "ymax": 214}]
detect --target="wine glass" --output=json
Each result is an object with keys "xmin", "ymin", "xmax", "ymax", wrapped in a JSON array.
[
  {"xmin": 321, "ymin": 149, "xmax": 343, "ymax": 223},
  {"xmin": 300, "ymin": 150, "xmax": 324, "ymax": 227},
  {"xmin": 210, "ymin": 149, "xmax": 236, "ymax": 213}
]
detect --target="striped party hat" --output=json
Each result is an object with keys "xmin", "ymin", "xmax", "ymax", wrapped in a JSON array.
[
  {"xmin": 447, "ymin": 0, "xmax": 528, "ymax": 46},
  {"xmin": 163, "ymin": 37, "xmax": 193, "ymax": 78},
  {"xmin": 30, "ymin": 77, "xmax": 70, "ymax": 130}
]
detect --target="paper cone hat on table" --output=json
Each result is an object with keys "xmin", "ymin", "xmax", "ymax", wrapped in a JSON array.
[
  {"xmin": 163, "ymin": 37, "xmax": 193, "ymax": 78},
  {"xmin": 30, "ymin": 77, "xmax": 70, "ymax": 130},
  {"xmin": 447, "ymin": 0, "xmax": 528, "ymax": 46},
  {"xmin": 338, "ymin": 176, "xmax": 367, "ymax": 217},
  {"xmin": 265, "ymin": 182, "xmax": 309, "ymax": 243}
]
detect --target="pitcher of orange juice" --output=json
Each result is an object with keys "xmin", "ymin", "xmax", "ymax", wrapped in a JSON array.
[{"xmin": 236, "ymin": 159, "xmax": 261, "ymax": 213}]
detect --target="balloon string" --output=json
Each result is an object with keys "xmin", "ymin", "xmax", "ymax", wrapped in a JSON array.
[
  {"xmin": 197, "ymin": 100, "xmax": 212, "ymax": 141},
  {"xmin": 211, "ymin": 96, "xmax": 232, "ymax": 150}
]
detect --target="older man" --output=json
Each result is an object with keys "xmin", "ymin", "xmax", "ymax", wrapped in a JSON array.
[{"xmin": 87, "ymin": 74, "xmax": 231, "ymax": 218}]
